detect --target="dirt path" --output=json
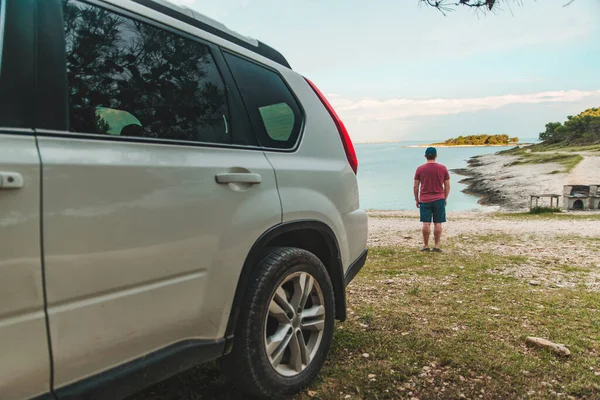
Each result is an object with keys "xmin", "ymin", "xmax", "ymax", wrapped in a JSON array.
[{"xmin": 569, "ymin": 153, "xmax": 600, "ymax": 185}]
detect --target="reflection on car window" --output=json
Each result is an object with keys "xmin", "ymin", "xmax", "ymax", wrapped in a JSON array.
[
  {"xmin": 95, "ymin": 107, "xmax": 142, "ymax": 136},
  {"xmin": 224, "ymin": 53, "xmax": 302, "ymax": 149},
  {"xmin": 259, "ymin": 103, "xmax": 295, "ymax": 142},
  {"xmin": 64, "ymin": 0, "xmax": 230, "ymax": 144}
]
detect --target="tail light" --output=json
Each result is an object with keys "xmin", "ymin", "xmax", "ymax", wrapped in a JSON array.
[{"xmin": 304, "ymin": 78, "xmax": 358, "ymax": 174}]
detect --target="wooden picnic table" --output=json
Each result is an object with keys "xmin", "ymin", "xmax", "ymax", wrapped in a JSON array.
[{"xmin": 529, "ymin": 194, "xmax": 561, "ymax": 210}]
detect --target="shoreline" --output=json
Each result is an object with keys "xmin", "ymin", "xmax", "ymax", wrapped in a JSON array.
[
  {"xmin": 403, "ymin": 143, "xmax": 532, "ymax": 148},
  {"xmin": 449, "ymin": 149, "xmax": 600, "ymax": 210}
]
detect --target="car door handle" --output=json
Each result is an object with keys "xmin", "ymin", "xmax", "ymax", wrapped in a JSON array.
[
  {"xmin": 215, "ymin": 173, "xmax": 262, "ymax": 184},
  {"xmin": 0, "ymin": 172, "xmax": 24, "ymax": 189}
]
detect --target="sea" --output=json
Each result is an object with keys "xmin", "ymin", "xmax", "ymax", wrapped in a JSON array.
[{"xmin": 355, "ymin": 139, "xmax": 539, "ymax": 211}]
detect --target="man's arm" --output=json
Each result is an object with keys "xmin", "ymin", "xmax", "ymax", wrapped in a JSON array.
[
  {"xmin": 414, "ymin": 179, "xmax": 420, "ymax": 208},
  {"xmin": 444, "ymin": 179, "xmax": 450, "ymax": 203}
]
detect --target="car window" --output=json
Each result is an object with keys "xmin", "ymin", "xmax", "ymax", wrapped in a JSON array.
[
  {"xmin": 224, "ymin": 53, "xmax": 302, "ymax": 149},
  {"xmin": 63, "ymin": 0, "xmax": 230, "ymax": 144}
]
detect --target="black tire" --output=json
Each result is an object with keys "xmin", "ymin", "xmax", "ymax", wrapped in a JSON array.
[{"xmin": 223, "ymin": 247, "xmax": 335, "ymax": 399}]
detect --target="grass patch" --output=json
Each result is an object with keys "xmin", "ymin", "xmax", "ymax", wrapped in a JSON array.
[
  {"xmin": 508, "ymin": 153, "xmax": 584, "ymax": 173},
  {"xmin": 532, "ymin": 143, "xmax": 600, "ymax": 153},
  {"xmin": 301, "ymin": 247, "xmax": 600, "ymax": 400},
  {"xmin": 501, "ymin": 143, "xmax": 600, "ymax": 154},
  {"xmin": 495, "ymin": 212, "xmax": 600, "ymax": 221},
  {"xmin": 529, "ymin": 206, "xmax": 561, "ymax": 215}
]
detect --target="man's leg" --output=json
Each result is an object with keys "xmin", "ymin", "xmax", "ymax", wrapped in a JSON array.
[
  {"xmin": 422, "ymin": 223, "xmax": 431, "ymax": 248},
  {"xmin": 433, "ymin": 223, "xmax": 443, "ymax": 248},
  {"xmin": 432, "ymin": 199, "xmax": 446, "ymax": 250},
  {"xmin": 423, "ymin": 222, "xmax": 431, "ymax": 247}
]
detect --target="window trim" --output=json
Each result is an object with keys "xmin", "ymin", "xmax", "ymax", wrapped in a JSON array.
[
  {"xmin": 221, "ymin": 49, "xmax": 306, "ymax": 153},
  {"xmin": 0, "ymin": 0, "xmax": 36, "ymax": 130},
  {"xmin": 34, "ymin": 128, "xmax": 265, "ymax": 152},
  {"xmin": 60, "ymin": 0, "xmax": 243, "ymax": 149},
  {"xmin": 0, "ymin": 0, "xmax": 7, "ymax": 75}
]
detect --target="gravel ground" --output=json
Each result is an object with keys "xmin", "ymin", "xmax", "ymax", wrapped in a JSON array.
[{"xmin": 368, "ymin": 211, "xmax": 600, "ymax": 290}]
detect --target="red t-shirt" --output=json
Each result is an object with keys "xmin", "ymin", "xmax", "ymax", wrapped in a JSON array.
[{"xmin": 414, "ymin": 163, "xmax": 450, "ymax": 203}]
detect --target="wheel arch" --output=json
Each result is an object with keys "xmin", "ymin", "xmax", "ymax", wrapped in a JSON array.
[{"xmin": 224, "ymin": 220, "xmax": 346, "ymax": 352}]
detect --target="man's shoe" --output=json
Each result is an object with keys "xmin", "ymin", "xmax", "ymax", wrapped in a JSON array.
[
  {"xmin": 420, "ymin": 247, "xmax": 431, "ymax": 252},
  {"xmin": 432, "ymin": 248, "xmax": 442, "ymax": 253}
]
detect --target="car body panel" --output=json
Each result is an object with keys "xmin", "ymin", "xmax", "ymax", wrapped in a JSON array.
[
  {"xmin": 38, "ymin": 137, "xmax": 281, "ymax": 388},
  {"xmin": 262, "ymin": 70, "xmax": 368, "ymax": 271},
  {"xmin": 0, "ymin": 134, "xmax": 50, "ymax": 399}
]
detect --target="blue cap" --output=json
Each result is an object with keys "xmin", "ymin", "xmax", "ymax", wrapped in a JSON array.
[{"xmin": 425, "ymin": 147, "xmax": 437, "ymax": 157}]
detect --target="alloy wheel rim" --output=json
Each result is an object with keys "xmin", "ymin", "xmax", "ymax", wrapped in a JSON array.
[{"xmin": 264, "ymin": 271, "xmax": 326, "ymax": 376}]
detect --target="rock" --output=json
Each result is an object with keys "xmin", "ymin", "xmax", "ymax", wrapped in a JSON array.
[
  {"xmin": 525, "ymin": 336, "xmax": 571, "ymax": 357},
  {"xmin": 529, "ymin": 280, "xmax": 541, "ymax": 286},
  {"xmin": 385, "ymin": 279, "xmax": 394, "ymax": 284},
  {"xmin": 307, "ymin": 390, "xmax": 317, "ymax": 398},
  {"xmin": 368, "ymin": 374, "xmax": 377, "ymax": 379},
  {"xmin": 362, "ymin": 353, "xmax": 370, "ymax": 358},
  {"xmin": 401, "ymin": 332, "xmax": 410, "ymax": 336}
]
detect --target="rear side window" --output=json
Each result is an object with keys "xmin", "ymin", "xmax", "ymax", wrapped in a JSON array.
[
  {"xmin": 63, "ymin": 0, "xmax": 230, "ymax": 144},
  {"xmin": 224, "ymin": 53, "xmax": 302, "ymax": 149}
]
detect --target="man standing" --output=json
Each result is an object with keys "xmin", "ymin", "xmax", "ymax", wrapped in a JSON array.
[{"xmin": 413, "ymin": 147, "xmax": 450, "ymax": 252}]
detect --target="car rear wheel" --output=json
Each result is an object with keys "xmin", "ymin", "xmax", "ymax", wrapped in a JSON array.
[{"xmin": 223, "ymin": 247, "xmax": 335, "ymax": 399}]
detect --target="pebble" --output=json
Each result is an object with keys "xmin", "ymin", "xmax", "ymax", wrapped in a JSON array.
[
  {"xmin": 362, "ymin": 353, "xmax": 370, "ymax": 358},
  {"xmin": 529, "ymin": 280, "xmax": 541, "ymax": 286}
]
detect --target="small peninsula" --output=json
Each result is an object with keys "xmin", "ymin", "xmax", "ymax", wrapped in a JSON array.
[{"xmin": 407, "ymin": 134, "xmax": 520, "ymax": 148}]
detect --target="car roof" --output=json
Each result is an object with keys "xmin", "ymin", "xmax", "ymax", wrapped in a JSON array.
[{"xmin": 131, "ymin": 0, "xmax": 292, "ymax": 69}]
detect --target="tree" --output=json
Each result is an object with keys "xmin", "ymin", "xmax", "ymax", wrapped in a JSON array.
[{"xmin": 538, "ymin": 108, "xmax": 600, "ymax": 145}]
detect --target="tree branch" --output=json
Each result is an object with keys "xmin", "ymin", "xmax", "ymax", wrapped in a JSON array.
[{"xmin": 420, "ymin": 0, "xmax": 576, "ymax": 15}]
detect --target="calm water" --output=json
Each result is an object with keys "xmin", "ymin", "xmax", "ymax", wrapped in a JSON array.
[{"xmin": 355, "ymin": 141, "xmax": 517, "ymax": 211}]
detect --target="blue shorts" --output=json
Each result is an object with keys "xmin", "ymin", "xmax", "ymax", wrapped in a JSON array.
[{"xmin": 420, "ymin": 199, "xmax": 446, "ymax": 223}]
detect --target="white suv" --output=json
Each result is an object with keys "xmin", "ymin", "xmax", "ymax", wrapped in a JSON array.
[{"xmin": 0, "ymin": 0, "xmax": 368, "ymax": 399}]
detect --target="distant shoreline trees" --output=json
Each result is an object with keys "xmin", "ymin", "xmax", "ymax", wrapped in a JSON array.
[
  {"xmin": 439, "ymin": 134, "xmax": 518, "ymax": 146},
  {"xmin": 539, "ymin": 107, "xmax": 600, "ymax": 145}
]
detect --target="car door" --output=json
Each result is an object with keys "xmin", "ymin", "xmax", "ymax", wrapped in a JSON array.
[
  {"xmin": 37, "ymin": 0, "xmax": 281, "ymax": 391},
  {"xmin": 0, "ymin": 0, "xmax": 52, "ymax": 398}
]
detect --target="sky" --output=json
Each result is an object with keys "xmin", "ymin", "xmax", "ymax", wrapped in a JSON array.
[{"xmin": 170, "ymin": 0, "xmax": 600, "ymax": 143}]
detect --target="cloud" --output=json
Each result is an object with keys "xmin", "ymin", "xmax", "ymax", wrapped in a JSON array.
[{"xmin": 328, "ymin": 90, "xmax": 600, "ymax": 122}]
